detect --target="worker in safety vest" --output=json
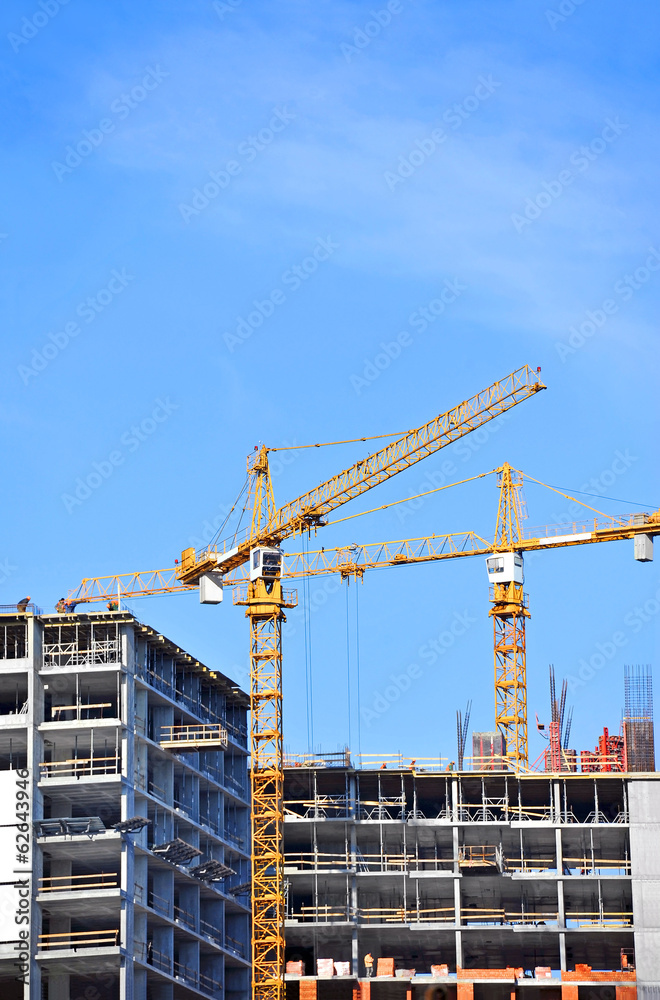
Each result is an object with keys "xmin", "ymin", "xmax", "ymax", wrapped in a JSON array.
[{"xmin": 364, "ymin": 954, "xmax": 373, "ymax": 977}]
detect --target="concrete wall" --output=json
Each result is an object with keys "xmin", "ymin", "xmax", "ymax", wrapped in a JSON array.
[{"xmin": 629, "ymin": 780, "xmax": 660, "ymax": 987}]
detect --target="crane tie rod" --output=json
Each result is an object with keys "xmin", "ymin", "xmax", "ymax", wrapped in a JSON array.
[
  {"xmin": 267, "ymin": 431, "xmax": 411, "ymax": 451},
  {"xmin": 327, "ymin": 470, "xmax": 496, "ymax": 526},
  {"xmin": 521, "ymin": 472, "xmax": 648, "ymax": 520}
]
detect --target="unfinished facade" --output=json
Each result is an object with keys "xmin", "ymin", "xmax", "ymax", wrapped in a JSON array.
[
  {"xmin": 0, "ymin": 609, "xmax": 251, "ymax": 1000},
  {"xmin": 283, "ymin": 762, "xmax": 659, "ymax": 996}
]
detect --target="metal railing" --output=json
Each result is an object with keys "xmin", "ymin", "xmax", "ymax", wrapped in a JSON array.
[
  {"xmin": 39, "ymin": 872, "xmax": 118, "ymax": 892},
  {"xmin": 39, "ymin": 754, "xmax": 121, "ymax": 779},
  {"xmin": 566, "ymin": 910, "xmax": 633, "ymax": 927},
  {"xmin": 43, "ymin": 639, "xmax": 120, "ymax": 668},
  {"xmin": 199, "ymin": 917, "xmax": 223, "ymax": 945},
  {"xmin": 174, "ymin": 959, "xmax": 223, "ymax": 996},
  {"xmin": 50, "ymin": 701, "xmax": 116, "ymax": 721},
  {"xmin": 161, "ymin": 724, "xmax": 228, "ymax": 748},
  {"xmin": 174, "ymin": 903, "xmax": 196, "ymax": 930},
  {"xmin": 224, "ymin": 933, "xmax": 246, "ymax": 957},
  {"xmin": 38, "ymin": 929, "xmax": 119, "ymax": 950},
  {"xmin": 0, "ymin": 603, "xmax": 42, "ymax": 616},
  {"xmin": 135, "ymin": 663, "xmax": 247, "ymax": 746},
  {"xmin": 224, "ymin": 772, "xmax": 249, "ymax": 798},
  {"xmin": 284, "ymin": 796, "xmax": 350, "ymax": 819},
  {"xmin": 224, "ymin": 828, "xmax": 246, "ymax": 848}
]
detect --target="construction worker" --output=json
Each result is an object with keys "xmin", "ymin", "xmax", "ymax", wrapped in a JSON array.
[
  {"xmin": 55, "ymin": 598, "xmax": 68, "ymax": 614},
  {"xmin": 364, "ymin": 953, "xmax": 373, "ymax": 978},
  {"xmin": 107, "ymin": 600, "xmax": 119, "ymax": 611},
  {"xmin": 17, "ymin": 596, "xmax": 30, "ymax": 613}
]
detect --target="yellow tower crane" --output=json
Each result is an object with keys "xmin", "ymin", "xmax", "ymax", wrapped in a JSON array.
[
  {"xmin": 66, "ymin": 365, "xmax": 546, "ymax": 1000},
  {"xmin": 69, "ymin": 466, "xmax": 660, "ymax": 774},
  {"xmin": 68, "ymin": 452, "xmax": 660, "ymax": 996}
]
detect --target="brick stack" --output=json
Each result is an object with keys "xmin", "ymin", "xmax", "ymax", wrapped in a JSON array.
[{"xmin": 299, "ymin": 980, "xmax": 318, "ymax": 1000}]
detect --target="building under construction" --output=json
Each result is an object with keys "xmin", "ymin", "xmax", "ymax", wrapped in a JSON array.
[
  {"xmin": 281, "ymin": 755, "xmax": 658, "ymax": 995},
  {"xmin": 0, "ymin": 609, "xmax": 251, "ymax": 1000},
  {"xmin": 0, "ymin": 606, "xmax": 656, "ymax": 998}
]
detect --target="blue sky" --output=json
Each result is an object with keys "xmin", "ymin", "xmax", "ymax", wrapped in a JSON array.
[{"xmin": 2, "ymin": 0, "xmax": 659, "ymax": 766}]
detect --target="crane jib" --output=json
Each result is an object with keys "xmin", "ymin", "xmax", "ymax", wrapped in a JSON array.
[{"xmin": 179, "ymin": 365, "xmax": 545, "ymax": 582}]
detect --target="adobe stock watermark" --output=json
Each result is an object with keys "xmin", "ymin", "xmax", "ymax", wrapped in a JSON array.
[
  {"xmin": 17, "ymin": 268, "xmax": 134, "ymax": 385},
  {"xmin": 179, "ymin": 106, "xmax": 296, "ymax": 223},
  {"xmin": 71, "ymin": 980, "xmax": 116, "ymax": 1000},
  {"xmin": 567, "ymin": 582, "xmax": 660, "ymax": 693},
  {"xmin": 350, "ymin": 281, "xmax": 466, "ymax": 394},
  {"xmin": 0, "ymin": 559, "xmax": 18, "ymax": 586},
  {"xmin": 555, "ymin": 247, "xmax": 660, "ymax": 362},
  {"xmin": 61, "ymin": 398, "xmax": 178, "ymax": 513},
  {"xmin": 545, "ymin": 0, "xmax": 588, "ymax": 30},
  {"xmin": 551, "ymin": 450, "xmax": 637, "ymax": 517},
  {"xmin": 187, "ymin": 440, "xmax": 302, "ymax": 548},
  {"xmin": 51, "ymin": 67, "xmax": 169, "ymax": 181},
  {"xmin": 361, "ymin": 609, "xmax": 477, "ymax": 725},
  {"xmin": 384, "ymin": 75, "xmax": 501, "ymax": 192},
  {"xmin": 213, "ymin": 0, "xmax": 243, "ymax": 18},
  {"xmin": 511, "ymin": 117, "xmax": 628, "ymax": 233},
  {"xmin": 283, "ymin": 576, "xmax": 344, "ymax": 642},
  {"xmin": 223, "ymin": 237, "xmax": 338, "ymax": 352},
  {"xmin": 523, "ymin": 447, "xmax": 639, "ymax": 573},
  {"xmin": 8, "ymin": 0, "xmax": 72, "ymax": 54},
  {"xmin": 341, "ymin": 0, "xmax": 409, "ymax": 62},
  {"xmin": 393, "ymin": 410, "xmax": 516, "ymax": 525}
]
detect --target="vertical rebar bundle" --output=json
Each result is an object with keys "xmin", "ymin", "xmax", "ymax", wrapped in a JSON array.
[{"xmin": 624, "ymin": 664, "xmax": 655, "ymax": 772}]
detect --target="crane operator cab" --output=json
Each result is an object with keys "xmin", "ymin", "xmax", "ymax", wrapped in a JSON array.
[
  {"xmin": 485, "ymin": 552, "xmax": 524, "ymax": 585},
  {"xmin": 250, "ymin": 546, "xmax": 283, "ymax": 583}
]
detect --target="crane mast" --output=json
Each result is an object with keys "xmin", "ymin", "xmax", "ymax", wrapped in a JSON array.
[
  {"xmin": 489, "ymin": 463, "xmax": 530, "ymax": 768},
  {"xmin": 235, "ymin": 578, "xmax": 296, "ymax": 999}
]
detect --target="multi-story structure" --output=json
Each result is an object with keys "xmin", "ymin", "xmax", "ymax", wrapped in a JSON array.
[
  {"xmin": 0, "ymin": 607, "xmax": 251, "ymax": 1000},
  {"xmin": 283, "ymin": 760, "xmax": 659, "ymax": 996}
]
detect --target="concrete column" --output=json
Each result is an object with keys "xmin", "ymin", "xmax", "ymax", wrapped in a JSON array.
[
  {"xmin": 133, "ymin": 967, "xmax": 147, "ymax": 1000},
  {"xmin": 120, "ymin": 953, "xmax": 133, "ymax": 1000},
  {"xmin": 120, "ymin": 837, "xmax": 134, "ymax": 1000},
  {"xmin": 152, "ymin": 924, "xmax": 173, "ymax": 975},
  {"xmin": 177, "ymin": 937, "xmax": 199, "ymax": 984},
  {"xmin": 350, "ymin": 788, "xmax": 358, "ymax": 976},
  {"xmin": 454, "ymin": 872, "xmax": 462, "ymax": 969},
  {"xmin": 177, "ymin": 882, "xmax": 199, "ymax": 932},
  {"xmin": 27, "ymin": 618, "xmax": 43, "ymax": 1000},
  {"xmin": 48, "ymin": 855, "xmax": 71, "ymax": 974}
]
